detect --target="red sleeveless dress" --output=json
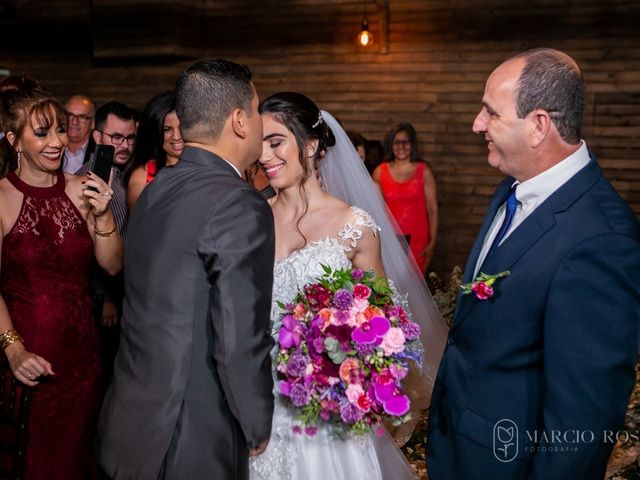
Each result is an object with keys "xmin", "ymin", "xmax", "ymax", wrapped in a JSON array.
[
  {"xmin": 378, "ymin": 162, "xmax": 430, "ymax": 272},
  {"xmin": 1, "ymin": 171, "xmax": 102, "ymax": 479}
]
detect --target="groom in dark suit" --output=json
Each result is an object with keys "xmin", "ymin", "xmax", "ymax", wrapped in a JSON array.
[
  {"xmin": 427, "ymin": 48, "xmax": 640, "ymax": 479},
  {"xmin": 97, "ymin": 59, "xmax": 275, "ymax": 479}
]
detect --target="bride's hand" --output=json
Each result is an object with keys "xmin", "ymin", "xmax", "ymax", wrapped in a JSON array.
[{"xmin": 249, "ymin": 438, "xmax": 270, "ymax": 457}]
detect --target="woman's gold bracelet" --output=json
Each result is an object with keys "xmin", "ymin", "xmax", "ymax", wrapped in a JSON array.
[
  {"xmin": 0, "ymin": 328, "xmax": 23, "ymax": 350},
  {"xmin": 94, "ymin": 225, "xmax": 117, "ymax": 237}
]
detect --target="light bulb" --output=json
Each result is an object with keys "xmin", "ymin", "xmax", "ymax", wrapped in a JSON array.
[{"xmin": 358, "ymin": 19, "xmax": 372, "ymax": 47}]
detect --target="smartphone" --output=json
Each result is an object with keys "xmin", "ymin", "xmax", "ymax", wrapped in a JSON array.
[{"xmin": 89, "ymin": 145, "xmax": 115, "ymax": 192}]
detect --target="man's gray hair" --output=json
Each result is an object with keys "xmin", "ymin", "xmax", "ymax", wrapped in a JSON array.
[{"xmin": 513, "ymin": 48, "xmax": 585, "ymax": 144}]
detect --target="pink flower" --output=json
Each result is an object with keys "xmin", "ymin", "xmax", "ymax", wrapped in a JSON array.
[
  {"xmin": 351, "ymin": 297, "xmax": 370, "ymax": 314},
  {"xmin": 353, "ymin": 284, "xmax": 372, "ymax": 300},
  {"xmin": 380, "ymin": 327, "xmax": 406, "ymax": 356},
  {"xmin": 389, "ymin": 363, "xmax": 408, "ymax": 380},
  {"xmin": 346, "ymin": 384, "xmax": 364, "ymax": 404},
  {"xmin": 471, "ymin": 281, "xmax": 494, "ymax": 300},
  {"xmin": 339, "ymin": 358, "xmax": 360, "ymax": 383},
  {"xmin": 293, "ymin": 303, "xmax": 307, "ymax": 319}
]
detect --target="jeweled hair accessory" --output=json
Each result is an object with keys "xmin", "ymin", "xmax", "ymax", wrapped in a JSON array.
[{"xmin": 312, "ymin": 112, "xmax": 323, "ymax": 129}]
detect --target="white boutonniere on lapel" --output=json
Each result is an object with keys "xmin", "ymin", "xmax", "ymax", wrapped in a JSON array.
[{"xmin": 461, "ymin": 271, "xmax": 510, "ymax": 300}]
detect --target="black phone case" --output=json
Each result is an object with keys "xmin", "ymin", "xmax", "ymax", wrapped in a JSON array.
[{"xmin": 89, "ymin": 145, "xmax": 115, "ymax": 191}]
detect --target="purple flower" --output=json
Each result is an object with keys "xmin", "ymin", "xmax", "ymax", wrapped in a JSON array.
[
  {"xmin": 352, "ymin": 316, "xmax": 390, "ymax": 344},
  {"xmin": 333, "ymin": 289, "xmax": 353, "ymax": 310},
  {"xmin": 290, "ymin": 383, "xmax": 310, "ymax": 407},
  {"xmin": 279, "ymin": 380, "xmax": 291, "ymax": 396},
  {"xmin": 333, "ymin": 309, "xmax": 351, "ymax": 326},
  {"xmin": 304, "ymin": 426, "xmax": 318, "ymax": 436},
  {"xmin": 340, "ymin": 401, "xmax": 364, "ymax": 424},
  {"xmin": 351, "ymin": 269, "xmax": 364, "ymax": 281},
  {"xmin": 355, "ymin": 342, "xmax": 376, "ymax": 356},
  {"xmin": 279, "ymin": 315, "xmax": 304, "ymax": 349},
  {"xmin": 400, "ymin": 321, "xmax": 420, "ymax": 341},
  {"xmin": 287, "ymin": 351, "xmax": 310, "ymax": 377},
  {"xmin": 292, "ymin": 425, "xmax": 303, "ymax": 434}
]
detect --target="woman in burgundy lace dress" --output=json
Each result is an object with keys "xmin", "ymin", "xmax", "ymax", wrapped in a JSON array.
[{"xmin": 0, "ymin": 77, "xmax": 123, "ymax": 479}]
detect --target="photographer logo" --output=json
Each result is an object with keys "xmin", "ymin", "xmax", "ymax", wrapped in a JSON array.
[{"xmin": 493, "ymin": 419, "xmax": 518, "ymax": 462}]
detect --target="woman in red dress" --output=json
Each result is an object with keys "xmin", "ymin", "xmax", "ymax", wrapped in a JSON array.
[
  {"xmin": 0, "ymin": 76, "xmax": 123, "ymax": 479},
  {"xmin": 124, "ymin": 91, "xmax": 184, "ymax": 210},
  {"xmin": 373, "ymin": 123, "xmax": 438, "ymax": 274}
]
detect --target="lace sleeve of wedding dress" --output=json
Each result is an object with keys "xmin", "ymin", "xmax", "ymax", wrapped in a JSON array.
[{"xmin": 319, "ymin": 111, "xmax": 449, "ymax": 445}]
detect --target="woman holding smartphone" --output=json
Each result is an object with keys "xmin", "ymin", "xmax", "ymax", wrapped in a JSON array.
[{"xmin": 0, "ymin": 76, "xmax": 122, "ymax": 479}]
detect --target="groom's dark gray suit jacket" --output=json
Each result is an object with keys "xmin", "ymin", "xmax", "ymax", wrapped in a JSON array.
[
  {"xmin": 427, "ymin": 159, "xmax": 640, "ymax": 480},
  {"xmin": 97, "ymin": 146, "xmax": 275, "ymax": 480}
]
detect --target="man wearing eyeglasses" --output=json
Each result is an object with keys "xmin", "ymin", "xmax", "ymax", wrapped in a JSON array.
[
  {"xmin": 63, "ymin": 95, "xmax": 95, "ymax": 173},
  {"xmin": 77, "ymin": 101, "xmax": 136, "ymax": 237}
]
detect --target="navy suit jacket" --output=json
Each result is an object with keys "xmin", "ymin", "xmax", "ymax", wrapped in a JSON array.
[{"xmin": 427, "ymin": 159, "xmax": 640, "ymax": 480}]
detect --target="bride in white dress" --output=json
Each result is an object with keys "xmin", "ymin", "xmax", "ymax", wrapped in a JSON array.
[{"xmin": 249, "ymin": 92, "xmax": 448, "ymax": 480}]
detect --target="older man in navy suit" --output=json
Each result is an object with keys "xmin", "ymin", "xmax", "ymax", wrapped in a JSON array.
[{"xmin": 427, "ymin": 48, "xmax": 640, "ymax": 480}]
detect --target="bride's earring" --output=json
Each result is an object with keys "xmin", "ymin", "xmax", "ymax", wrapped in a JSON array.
[{"xmin": 16, "ymin": 150, "xmax": 21, "ymax": 174}]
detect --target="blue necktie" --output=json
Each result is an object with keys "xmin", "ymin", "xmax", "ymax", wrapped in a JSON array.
[{"xmin": 487, "ymin": 185, "xmax": 519, "ymax": 256}]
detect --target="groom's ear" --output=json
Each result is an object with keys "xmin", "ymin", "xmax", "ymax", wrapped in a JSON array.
[{"xmin": 231, "ymin": 108, "xmax": 247, "ymax": 139}]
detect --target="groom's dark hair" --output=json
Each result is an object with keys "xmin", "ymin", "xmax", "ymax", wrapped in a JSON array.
[{"xmin": 175, "ymin": 58, "xmax": 254, "ymax": 143}]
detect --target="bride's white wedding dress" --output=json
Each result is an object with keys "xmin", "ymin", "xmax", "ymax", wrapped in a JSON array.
[{"xmin": 249, "ymin": 207, "xmax": 417, "ymax": 480}]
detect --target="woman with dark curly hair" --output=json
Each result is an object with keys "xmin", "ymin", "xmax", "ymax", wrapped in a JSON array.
[{"xmin": 124, "ymin": 91, "xmax": 184, "ymax": 210}]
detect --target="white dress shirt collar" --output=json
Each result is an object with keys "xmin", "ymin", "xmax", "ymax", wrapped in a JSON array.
[{"xmin": 514, "ymin": 140, "xmax": 591, "ymax": 207}]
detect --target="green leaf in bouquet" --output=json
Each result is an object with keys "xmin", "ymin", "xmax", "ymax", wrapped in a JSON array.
[
  {"xmin": 276, "ymin": 300, "xmax": 286, "ymax": 311},
  {"xmin": 328, "ymin": 349, "xmax": 347, "ymax": 364},
  {"xmin": 324, "ymin": 337, "xmax": 339, "ymax": 352},
  {"xmin": 351, "ymin": 420, "xmax": 369, "ymax": 436},
  {"xmin": 341, "ymin": 280, "xmax": 354, "ymax": 291},
  {"xmin": 321, "ymin": 263, "xmax": 332, "ymax": 275}
]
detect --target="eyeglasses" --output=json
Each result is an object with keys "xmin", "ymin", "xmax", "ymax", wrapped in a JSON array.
[
  {"xmin": 393, "ymin": 140, "xmax": 412, "ymax": 147},
  {"xmin": 98, "ymin": 131, "xmax": 136, "ymax": 145},
  {"xmin": 66, "ymin": 112, "xmax": 94, "ymax": 123}
]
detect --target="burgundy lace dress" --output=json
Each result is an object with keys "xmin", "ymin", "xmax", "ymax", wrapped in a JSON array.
[{"xmin": 0, "ymin": 171, "xmax": 102, "ymax": 479}]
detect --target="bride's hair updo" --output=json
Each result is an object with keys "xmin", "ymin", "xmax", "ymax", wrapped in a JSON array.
[{"xmin": 259, "ymin": 92, "xmax": 335, "ymax": 182}]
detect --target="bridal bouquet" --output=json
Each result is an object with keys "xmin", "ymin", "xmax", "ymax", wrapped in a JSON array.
[{"xmin": 274, "ymin": 265, "xmax": 423, "ymax": 437}]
